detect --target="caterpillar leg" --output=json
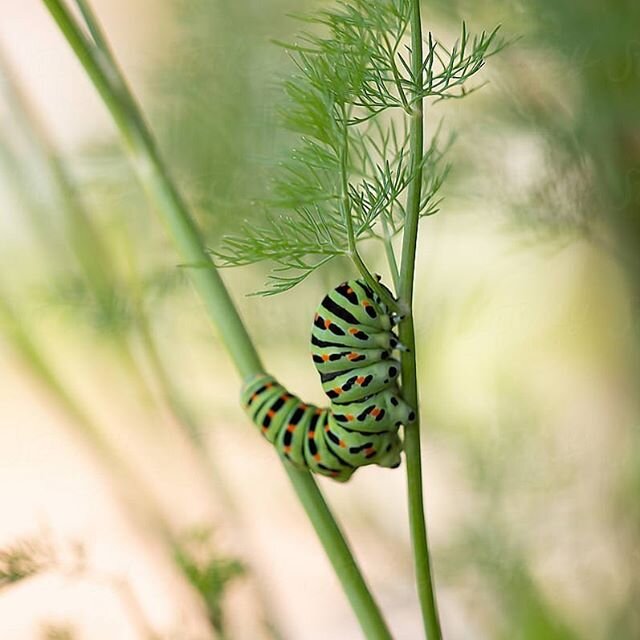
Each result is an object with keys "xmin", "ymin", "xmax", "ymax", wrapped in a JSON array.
[{"xmin": 376, "ymin": 431, "xmax": 403, "ymax": 469}]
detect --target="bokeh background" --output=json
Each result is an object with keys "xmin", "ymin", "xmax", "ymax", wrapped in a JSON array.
[{"xmin": 1, "ymin": 1, "xmax": 639, "ymax": 639}]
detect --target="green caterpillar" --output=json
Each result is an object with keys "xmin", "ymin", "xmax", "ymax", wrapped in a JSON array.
[{"xmin": 241, "ymin": 279, "xmax": 415, "ymax": 482}]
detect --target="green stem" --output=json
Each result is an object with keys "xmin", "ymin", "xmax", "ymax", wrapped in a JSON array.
[
  {"xmin": 42, "ymin": 2, "xmax": 393, "ymax": 637},
  {"xmin": 380, "ymin": 216, "xmax": 401, "ymax": 292},
  {"xmin": 285, "ymin": 465, "xmax": 392, "ymax": 639},
  {"xmin": 339, "ymin": 106, "xmax": 399, "ymax": 310},
  {"xmin": 398, "ymin": 1, "xmax": 443, "ymax": 639}
]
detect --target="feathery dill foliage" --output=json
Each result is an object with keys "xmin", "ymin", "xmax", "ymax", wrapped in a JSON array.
[{"xmin": 214, "ymin": 0, "xmax": 504, "ymax": 295}]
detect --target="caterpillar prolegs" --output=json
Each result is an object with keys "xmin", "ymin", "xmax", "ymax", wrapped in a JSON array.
[{"xmin": 241, "ymin": 279, "xmax": 415, "ymax": 482}]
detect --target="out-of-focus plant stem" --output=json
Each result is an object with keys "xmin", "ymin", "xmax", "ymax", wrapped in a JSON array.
[
  {"xmin": 42, "ymin": 2, "xmax": 394, "ymax": 637},
  {"xmin": 398, "ymin": 1, "xmax": 442, "ymax": 638},
  {"xmin": 121, "ymin": 243, "xmax": 287, "ymax": 638},
  {"xmin": 0, "ymin": 289, "xmax": 168, "ymax": 538},
  {"xmin": 0, "ymin": 48, "xmax": 154, "ymax": 401}
]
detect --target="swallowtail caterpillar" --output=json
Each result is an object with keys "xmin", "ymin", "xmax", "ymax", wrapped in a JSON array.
[{"xmin": 241, "ymin": 278, "xmax": 415, "ymax": 482}]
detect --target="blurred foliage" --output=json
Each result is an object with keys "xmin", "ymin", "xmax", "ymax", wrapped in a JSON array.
[
  {"xmin": 429, "ymin": 2, "xmax": 640, "ymax": 637},
  {"xmin": 427, "ymin": 0, "xmax": 640, "ymax": 301},
  {"xmin": 174, "ymin": 528, "xmax": 245, "ymax": 638},
  {"xmin": 1, "ymin": 0, "xmax": 640, "ymax": 638},
  {"xmin": 153, "ymin": 0, "xmax": 308, "ymax": 238},
  {"xmin": 40, "ymin": 624, "xmax": 77, "ymax": 640},
  {"xmin": 0, "ymin": 536, "xmax": 53, "ymax": 588}
]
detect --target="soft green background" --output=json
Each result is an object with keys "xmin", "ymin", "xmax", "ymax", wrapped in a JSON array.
[{"xmin": 0, "ymin": 1, "xmax": 638, "ymax": 638}]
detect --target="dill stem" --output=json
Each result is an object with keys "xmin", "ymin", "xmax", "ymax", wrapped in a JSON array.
[
  {"xmin": 340, "ymin": 107, "xmax": 398, "ymax": 312},
  {"xmin": 381, "ymin": 215, "xmax": 401, "ymax": 291},
  {"xmin": 398, "ymin": 0, "xmax": 443, "ymax": 638},
  {"xmin": 42, "ymin": 2, "xmax": 393, "ymax": 637}
]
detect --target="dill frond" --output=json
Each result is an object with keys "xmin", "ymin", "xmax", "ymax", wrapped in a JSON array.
[{"xmin": 214, "ymin": 0, "xmax": 504, "ymax": 295}]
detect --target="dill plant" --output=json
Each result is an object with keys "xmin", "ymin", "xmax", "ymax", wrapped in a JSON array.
[
  {"xmin": 42, "ymin": 0, "xmax": 504, "ymax": 637},
  {"xmin": 216, "ymin": 1, "xmax": 504, "ymax": 637}
]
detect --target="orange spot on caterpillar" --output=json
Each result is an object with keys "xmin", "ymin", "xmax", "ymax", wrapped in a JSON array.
[
  {"xmin": 371, "ymin": 408, "xmax": 381, "ymax": 417},
  {"xmin": 333, "ymin": 387, "xmax": 342, "ymax": 395},
  {"xmin": 315, "ymin": 408, "xmax": 323, "ymax": 415},
  {"xmin": 308, "ymin": 432, "xmax": 314, "ymax": 439},
  {"xmin": 347, "ymin": 352, "xmax": 360, "ymax": 361},
  {"xmin": 365, "ymin": 447, "xmax": 375, "ymax": 456},
  {"xmin": 322, "ymin": 354, "xmax": 330, "ymax": 362},
  {"xmin": 284, "ymin": 445, "xmax": 291, "ymax": 454},
  {"xmin": 347, "ymin": 414, "xmax": 354, "ymax": 422},
  {"xmin": 313, "ymin": 454, "xmax": 321, "ymax": 461},
  {"xmin": 265, "ymin": 382, "xmax": 273, "ymax": 389},
  {"xmin": 362, "ymin": 300, "xmax": 371, "ymax": 307},
  {"xmin": 324, "ymin": 424, "xmax": 330, "ymax": 432},
  {"xmin": 348, "ymin": 327, "xmax": 359, "ymax": 335},
  {"xmin": 339, "ymin": 440, "xmax": 346, "ymax": 448},
  {"xmin": 347, "ymin": 288, "xmax": 353, "ymax": 294},
  {"xmin": 356, "ymin": 376, "xmax": 365, "ymax": 384},
  {"xmin": 267, "ymin": 410, "xmax": 276, "ymax": 418},
  {"xmin": 287, "ymin": 424, "xmax": 296, "ymax": 432},
  {"xmin": 324, "ymin": 318, "xmax": 332, "ymax": 329}
]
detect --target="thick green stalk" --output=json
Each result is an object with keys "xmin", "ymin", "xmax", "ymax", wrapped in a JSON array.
[
  {"xmin": 42, "ymin": 2, "xmax": 393, "ymax": 637},
  {"xmin": 285, "ymin": 465, "xmax": 392, "ymax": 639},
  {"xmin": 398, "ymin": 1, "xmax": 443, "ymax": 638}
]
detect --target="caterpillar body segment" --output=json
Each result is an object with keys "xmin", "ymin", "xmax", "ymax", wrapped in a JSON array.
[
  {"xmin": 241, "ymin": 278, "xmax": 415, "ymax": 481},
  {"xmin": 312, "ymin": 346, "xmax": 391, "ymax": 375},
  {"xmin": 320, "ymin": 280, "xmax": 391, "ymax": 330},
  {"xmin": 311, "ymin": 317, "xmax": 398, "ymax": 351},
  {"xmin": 320, "ymin": 359, "xmax": 402, "ymax": 402},
  {"xmin": 242, "ymin": 374, "xmax": 401, "ymax": 481},
  {"xmin": 331, "ymin": 389, "xmax": 416, "ymax": 432}
]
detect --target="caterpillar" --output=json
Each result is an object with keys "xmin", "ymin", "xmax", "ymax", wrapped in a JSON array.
[{"xmin": 241, "ymin": 278, "xmax": 415, "ymax": 482}]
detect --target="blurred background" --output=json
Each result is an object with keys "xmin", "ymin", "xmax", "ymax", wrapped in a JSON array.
[{"xmin": 0, "ymin": 0, "xmax": 638, "ymax": 638}]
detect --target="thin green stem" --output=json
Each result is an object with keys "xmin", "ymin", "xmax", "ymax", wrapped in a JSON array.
[
  {"xmin": 42, "ymin": 2, "xmax": 393, "ymax": 637},
  {"xmin": 382, "ymin": 32, "xmax": 411, "ymax": 113},
  {"xmin": 72, "ymin": 0, "xmax": 111, "ymax": 54},
  {"xmin": 398, "ymin": 1, "xmax": 443, "ymax": 639},
  {"xmin": 339, "ymin": 106, "xmax": 399, "ymax": 308},
  {"xmin": 381, "ymin": 216, "xmax": 401, "ymax": 292}
]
